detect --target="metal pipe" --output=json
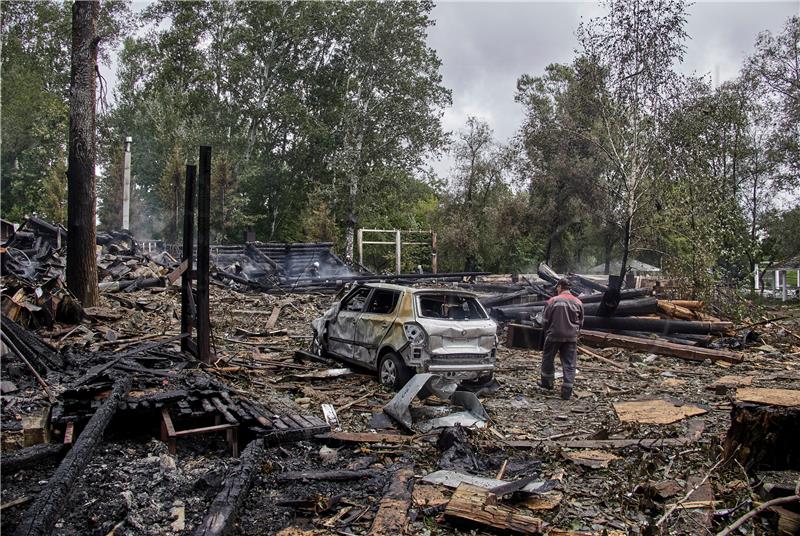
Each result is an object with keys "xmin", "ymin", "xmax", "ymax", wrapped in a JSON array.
[{"xmin": 122, "ymin": 136, "xmax": 132, "ymax": 230}]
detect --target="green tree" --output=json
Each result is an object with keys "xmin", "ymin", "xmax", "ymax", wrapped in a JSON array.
[
  {"xmin": 577, "ymin": 0, "xmax": 689, "ymax": 279},
  {"xmin": 515, "ymin": 58, "xmax": 607, "ymax": 271}
]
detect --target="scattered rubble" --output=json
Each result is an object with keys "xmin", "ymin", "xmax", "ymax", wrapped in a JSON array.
[{"xmin": 2, "ymin": 222, "xmax": 799, "ymax": 534}]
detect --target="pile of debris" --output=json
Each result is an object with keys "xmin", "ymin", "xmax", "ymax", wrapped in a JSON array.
[
  {"xmin": 475, "ymin": 263, "xmax": 749, "ymax": 365},
  {"xmin": 0, "ymin": 315, "xmax": 330, "ymax": 535}
]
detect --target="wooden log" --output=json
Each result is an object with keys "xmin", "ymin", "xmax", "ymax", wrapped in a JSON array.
[
  {"xmin": 370, "ymin": 465, "xmax": 414, "ymax": 536},
  {"xmin": 724, "ymin": 400, "xmax": 800, "ymax": 471},
  {"xmin": 0, "ymin": 443, "xmax": 67, "ymax": 475},
  {"xmin": 657, "ymin": 300, "xmax": 696, "ymax": 320},
  {"xmin": 583, "ymin": 316, "xmax": 732, "ymax": 335},
  {"xmin": 444, "ymin": 483, "xmax": 544, "ymax": 534},
  {"xmin": 495, "ymin": 297, "xmax": 658, "ymax": 321},
  {"xmin": 492, "ymin": 288, "xmax": 652, "ymax": 314},
  {"xmin": 669, "ymin": 300, "xmax": 704, "ymax": 310},
  {"xmin": 14, "ymin": 376, "xmax": 131, "ymax": 536},
  {"xmin": 580, "ymin": 330, "xmax": 743, "ymax": 363},
  {"xmin": 192, "ymin": 438, "xmax": 266, "ymax": 536}
]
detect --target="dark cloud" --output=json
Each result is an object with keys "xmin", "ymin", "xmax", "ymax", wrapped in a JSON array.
[{"xmin": 426, "ymin": 1, "xmax": 798, "ymax": 177}]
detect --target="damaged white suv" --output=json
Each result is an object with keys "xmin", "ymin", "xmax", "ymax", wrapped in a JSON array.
[{"xmin": 311, "ymin": 283, "xmax": 498, "ymax": 390}]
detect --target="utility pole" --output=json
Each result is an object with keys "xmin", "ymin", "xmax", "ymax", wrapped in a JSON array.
[{"xmin": 122, "ymin": 136, "xmax": 131, "ymax": 230}]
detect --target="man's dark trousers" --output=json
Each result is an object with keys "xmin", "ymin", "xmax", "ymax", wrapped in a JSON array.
[{"xmin": 541, "ymin": 338, "xmax": 577, "ymax": 389}]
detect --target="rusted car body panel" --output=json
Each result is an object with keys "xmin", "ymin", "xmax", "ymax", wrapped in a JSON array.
[{"xmin": 312, "ymin": 283, "xmax": 498, "ymax": 384}]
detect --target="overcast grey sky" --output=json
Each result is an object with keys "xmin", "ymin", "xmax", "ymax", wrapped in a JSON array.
[{"xmin": 425, "ymin": 1, "xmax": 799, "ymax": 176}]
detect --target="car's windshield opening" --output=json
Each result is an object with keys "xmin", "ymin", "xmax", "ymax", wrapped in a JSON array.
[{"xmin": 417, "ymin": 294, "xmax": 487, "ymax": 320}]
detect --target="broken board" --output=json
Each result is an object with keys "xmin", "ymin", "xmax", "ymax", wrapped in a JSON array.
[
  {"xmin": 444, "ymin": 483, "xmax": 544, "ymax": 535},
  {"xmin": 735, "ymin": 388, "xmax": 800, "ymax": 407},
  {"xmin": 613, "ymin": 399, "xmax": 707, "ymax": 424},
  {"xmin": 562, "ymin": 449, "xmax": 621, "ymax": 468}
]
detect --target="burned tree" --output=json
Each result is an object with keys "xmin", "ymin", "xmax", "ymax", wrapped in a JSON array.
[{"xmin": 65, "ymin": 0, "xmax": 100, "ymax": 307}]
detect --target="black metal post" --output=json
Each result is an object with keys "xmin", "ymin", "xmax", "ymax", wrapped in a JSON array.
[
  {"xmin": 196, "ymin": 146, "xmax": 212, "ymax": 363},
  {"xmin": 180, "ymin": 164, "xmax": 196, "ymax": 355}
]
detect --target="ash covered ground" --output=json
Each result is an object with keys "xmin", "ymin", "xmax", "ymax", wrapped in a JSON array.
[{"xmin": 2, "ymin": 284, "xmax": 799, "ymax": 535}]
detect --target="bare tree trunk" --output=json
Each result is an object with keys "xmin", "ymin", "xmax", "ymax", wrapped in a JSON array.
[{"xmin": 66, "ymin": 0, "xmax": 99, "ymax": 307}]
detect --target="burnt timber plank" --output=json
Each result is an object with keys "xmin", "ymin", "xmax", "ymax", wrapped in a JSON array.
[
  {"xmin": 0, "ymin": 444, "xmax": 67, "ymax": 475},
  {"xmin": 370, "ymin": 464, "xmax": 414, "ymax": 536},
  {"xmin": 315, "ymin": 432, "xmax": 413, "ymax": 444},
  {"xmin": 444, "ymin": 483, "xmax": 544, "ymax": 535},
  {"xmin": 580, "ymin": 329, "xmax": 743, "ymax": 363},
  {"xmin": 192, "ymin": 439, "xmax": 266, "ymax": 536}
]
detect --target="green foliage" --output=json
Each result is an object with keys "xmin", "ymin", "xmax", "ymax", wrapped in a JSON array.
[{"xmin": 3, "ymin": 0, "xmax": 798, "ymax": 287}]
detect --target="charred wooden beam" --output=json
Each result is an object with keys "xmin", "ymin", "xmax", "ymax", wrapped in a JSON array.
[
  {"xmin": 505, "ymin": 324, "xmax": 742, "ymax": 363},
  {"xmin": 1, "ymin": 315, "xmax": 63, "ymax": 371},
  {"xmin": 0, "ymin": 444, "xmax": 67, "ymax": 475},
  {"xmin": 595, "ymin": 274, "xmax": 623, "ymax": 317},
  {"xmin": 580, "ymin": 330, "xmax": 742, "ymax": 363},
  {"xmin": 370, "ymin": 464, "xmax": 414, "ymax": 536},
  {"xmin": 568, "ymin": 273, "xmax": 608, "ymax": 293},
  {"xmin": 196, "ymin": 147, "xmax": 211, "ymax": 363},
  {"xmin": 495, "ymin": 297, "xmax": 658, "ymax": 321},
  {"xmin": 191, "ymin": 438, "xmax": 266, "ymax": 536},
  {"xmin": 444, "ymin": 483, "xmax": 544, "ymax": 534},
  {"xmin": 14, "ymin": 376, "xmax": 131, "ymax": 536},
  {"xmin": 534, "ymin": 287, "xmax": 650, "ymax": 307},
  {"xmin": 181, "ymin": 164, "xmax": 197, "ymax": 355},
  {"xmin": 581, "ymin": 316, "xmax": 733, "ymax": 335}
]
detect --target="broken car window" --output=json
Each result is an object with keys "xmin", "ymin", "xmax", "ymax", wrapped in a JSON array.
[
  {"xmin": 341, "ymin": 287, "xmax": 371, "ymax": 312},
  {"xmin": 365, "ymin": 289, "xmax": 400, "ymax": 315},
  {"xmin": 417, "ymin": 294, "xmax": 487, "ymax": 320}
]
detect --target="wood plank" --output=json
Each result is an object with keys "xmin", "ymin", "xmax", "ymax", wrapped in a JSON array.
[
  {"xmin": 173, "ymin": 423, "xmax": 237, "ymax": 438},
  {"xmin": 271, "ymin": 419, "xmax": 289, "ymax": 431},
  {"xmin": 266, "ymin": 303, "xmax": 285, "ymax": 329},
  {"xmin": 0, "ymin": 444, "xmax": 66, "ymax": 475},
  {"xmin": 735, "ymin": 387, "xmax": 800, "ymax": 407},
  {"xmin": 1, "ymin": 497, "xmax": 32, "ymax": 511},
  {"xmin": 161, "ymin": 408, "xmax": 176, "ymax": 437},
  {"xmin": 370, "ymin": 465, "xmax": 414, "ymax": 536},
  {"xmin": 315, "ymin": 432, "xmax": 413, "ymax": 444},
  {"xmin": 288, "ymin": 415, "xmax": 314, "ymax": 428},
  {"xmin": 63, "ymin": 422, "xmax": 74, "ymax": 445},
  {"xmin": 444, "ymin": 483, "xmax": 543, "ymax": 535},
  {"xmin": 280, "ymin": 417, "xmax": 301, "ymax": 430},
  {"xmin": 304, "ymin": 415, "xmax": 328, "ymax": 427},
  {"xmin": 580, "ymin": 330, "xmax": 743, "ymax": 363},
  {"xmin": 211, "ymin": 397, "xmax": 238, "ymax": 424},
  {"xmin": 167, "ymin": 259, "xmax": 189, "ymax": 285}
]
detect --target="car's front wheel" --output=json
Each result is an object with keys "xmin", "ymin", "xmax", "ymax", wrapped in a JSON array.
[{"xmin": 378, "ymin": 352, "xmax": 411, "ymax": 391}]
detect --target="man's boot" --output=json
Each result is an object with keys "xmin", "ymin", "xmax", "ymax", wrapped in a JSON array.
[
  {"xmin": 539, "ymin": 377, "xmax": 554, "ymax": 390},
  {"xmin": 561, "ymin": 385, "xmax": 573, "ymax": 400}
]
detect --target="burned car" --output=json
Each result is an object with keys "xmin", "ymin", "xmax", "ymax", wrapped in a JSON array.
[{"xmin": 311, "ymin": 283, "xmax": 498, "ymax": 390}]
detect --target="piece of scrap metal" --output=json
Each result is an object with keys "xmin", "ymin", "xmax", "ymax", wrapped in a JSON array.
[{"xmin": 383, "ymin": 373, "xmax": 488, "ymax": 432}]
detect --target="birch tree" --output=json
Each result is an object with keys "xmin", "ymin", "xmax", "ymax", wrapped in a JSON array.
[{"xmin": 577, "ymin": 0, "xmax": 689, "ymax": 279}]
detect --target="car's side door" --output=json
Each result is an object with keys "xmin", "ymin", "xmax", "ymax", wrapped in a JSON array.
[
  {"xmin": 353, "ymin": 289, "xmax": 401, "ymax": 368},
  {"xmin": 326, "ymin": 286, "xmax": 372, "ymax": 360}
]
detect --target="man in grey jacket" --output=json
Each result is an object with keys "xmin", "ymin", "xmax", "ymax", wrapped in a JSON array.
[{"xmin": 540, "ymin": 278, "xmax": 584, "ymax": 400}]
